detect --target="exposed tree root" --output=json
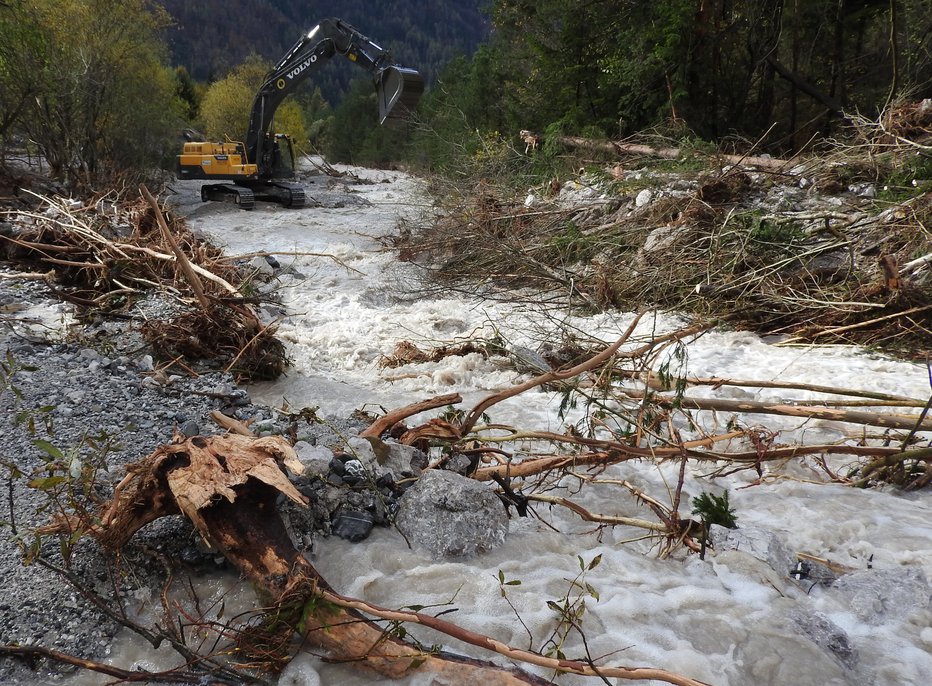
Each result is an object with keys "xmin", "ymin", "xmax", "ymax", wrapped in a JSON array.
[{"xmin": 40, "ymin": 431, "xmax": 706, "ymax": 686}]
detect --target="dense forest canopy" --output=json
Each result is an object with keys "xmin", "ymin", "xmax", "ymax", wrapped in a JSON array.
[
  {"xmin": 2, "ymin": 0, "xmax": 932, "ymax": 177},
  {"xmin": 427, "ymin": 0, "xmax": 932, "ymax": 151},
  {"xmin": 157, "ymin": 0, "xmax": 489, "ymax": 102}
]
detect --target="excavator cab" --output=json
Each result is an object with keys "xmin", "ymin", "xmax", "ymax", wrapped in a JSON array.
[{"xmin": 376, "ymin": 66, "xmax": 424, "ymax": 124}]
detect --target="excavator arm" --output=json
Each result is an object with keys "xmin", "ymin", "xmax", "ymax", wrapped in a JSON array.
[
  {"xmin": 177, "ymin": 17, "xmax": 422, "ymax": 209},
  {"xmin": 246, "ymin": 17, "xmax": 423, "ymax": 178}
]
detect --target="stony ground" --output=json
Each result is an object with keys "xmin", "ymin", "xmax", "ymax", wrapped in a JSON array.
[
  {"xmin": 0, "ymin": 269, "xmax": 251, "ymax": 681},
  {"xmin": 0, "ymin": 261, "xmax": 380, "ymax": 683}
]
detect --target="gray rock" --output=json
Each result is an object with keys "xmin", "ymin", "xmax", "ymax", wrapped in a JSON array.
[
  {"xmin": 635, "ymin": 188, "xmax": 653, "ymax": 206},
  {"xmin": 709, "ymin": 525, "xmax": 796, "ymax": 577},
  {"xmin": 248, "ymin": 255, "xmax": 275, "ymax": 276},
  {"xmin": 293, "ymin": 441, "xmax": 333, "ymax": 477},
  {"xmin": 382, "ymin": 441, "xmax": 427, "ymax": 476},
  {"xmin": 442, "ymin": 452, "xmax": 476, "ymax": 475},
  {"xmin": 508, "ymin": 345, "xmax": 551, "ymax": 374},
  {"xmin": 829, "ymin": 567, "xmax": 931, "ymax": 625},
  {"xmin": 347, "ymin": 435, "xmax": 380, "ymax": 469},
  {"xmin": 179, "ymin": 420, "xmax": 200, "ymax": 437},
  {"xmin": 789, "ymin": 609, "xmax": 858, "ymax": 669},
  {"xmin": 395, "ymin": 470, "xmax": 508, "ymax": 558},
  {"xmin": 331, "ymin": 509, "xmax": 374, "ymax": 542}
]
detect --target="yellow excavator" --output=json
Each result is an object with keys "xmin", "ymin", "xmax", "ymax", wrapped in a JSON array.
[{"xmin": 177, "ymin": 18, "xmax": 423, "ymax": 210}]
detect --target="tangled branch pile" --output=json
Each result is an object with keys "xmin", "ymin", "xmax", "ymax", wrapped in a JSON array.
[
  {"xmin": 25, "ymin": 311, "xmax": 930, "ymax": 685},
  {"xmin": 400, "ymin": 108, "xmax": 932, "ymax": 359},
  {"xmin": 0, "ymin": 187, "xmax": 286, "ymax": 380}
]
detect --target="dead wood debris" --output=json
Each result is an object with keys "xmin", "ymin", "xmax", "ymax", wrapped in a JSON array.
[
  {"xmin": 38, "ymin": 428, "xmax": 707, "ymax": 686},
  {"xmin": 0, "ymin": 187, "xmax": 286, "ymax": 380},
  {"xmin": 402, "ymin": 121, "xmax": 932, "ymax": 360},
  {"xmin": 378, "ymin": 338, "xmax": 498, "ymax": 369},
  {"xmin": 24, "ymin": 321, "xmax": 932, "ymax": 684}
]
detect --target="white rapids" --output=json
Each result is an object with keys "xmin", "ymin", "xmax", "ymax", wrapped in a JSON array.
[{"xmin": 98, "ymin": 164, "xmax": 932, "ymax": 686}]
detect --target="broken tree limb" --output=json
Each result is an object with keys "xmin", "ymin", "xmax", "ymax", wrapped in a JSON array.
[
  {"xmin": 0, "ymin": 645, "xmax": 203, "ymax": 684},
  {"xmin": 0, "ymin": 269, "xmax": 55, "ymax": 281},
  {"xmin": 320, "ymin": 589, "xmax": 711, "ymax": 686},
  {"xmin": 617, "ymin": 389, "xmax": 932, "ymax": 432},
  {"xmin": 116, "ymin": 242, "xmax": 240, "ymax": 295},
  {"xmin": 141, "ymin": 185, "xmax": 210, "ymax": 309},
  {"xmin": 42, "ymin": 435, "xmax": 549, "ymax": 684},
  {"xmin": 457, "ymin": 317, "xmax": 709, "ymax": 437},
  {"xmin": 525, "ymin": 494, "xmax": 667, "ymax": 533},
  {"xmin": 765, "ymin": 55, "xmax": 845, "ymax": 115},
  {"xmin": 627, "ymin": 372, "xmax": 925, "ymax": 404},
  {"xmin": 778, "ymin": 303, "xmax": 932, "ymax": 343},
  {"xmin": 361, "ymin": 392, "xmax": 462, "ymax": 438},
  {"xmin": 547, "ymin": 135, "xmax": 797, "ymax": 171},
  {"xmin": 43, "ymin": 433, "xmax": 715, "ymax": 685},
  {"xmin": 459, "ymin": 313, "xmax": 643, "ymax": 436}
]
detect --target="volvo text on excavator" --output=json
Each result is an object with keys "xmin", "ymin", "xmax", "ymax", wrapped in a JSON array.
[{"xmin": 177, "ymin": 18, "xmax": 423, "ymax": 210}]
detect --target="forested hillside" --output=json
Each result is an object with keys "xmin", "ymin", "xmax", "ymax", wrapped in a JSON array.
[
  {"xmin": 424, "ymin": 0, "xmax": 932, "ymax": 152},
  {"xmin": 158, "ymin": 0, "xmax": 488, "ymax": 101}
]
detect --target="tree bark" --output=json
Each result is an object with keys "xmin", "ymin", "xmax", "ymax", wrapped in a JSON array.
[{"xmin": 48, "ymin": 432, "xmax": 706, "ymax": 686}]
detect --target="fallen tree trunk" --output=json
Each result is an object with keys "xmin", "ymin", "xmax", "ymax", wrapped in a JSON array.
[
  {"xmin": 618, "ymin": 389, "xmax": 932, "ymax": 432},
  {"xmin": 547, "ymin": 135, "xmax": 799, "ymax": 171},
  {"xmin": 43, "ymin": 431, "xmax": 708, "ymax": 686}
]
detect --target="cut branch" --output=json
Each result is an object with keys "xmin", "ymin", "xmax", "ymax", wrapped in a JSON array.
[
  {"xmin": 619, "ymin": 389, "xmax": 932, "ymax": 432},
  {"xmin": 141, "ymin": 185, "xmax": 209, "ymax": 309}
]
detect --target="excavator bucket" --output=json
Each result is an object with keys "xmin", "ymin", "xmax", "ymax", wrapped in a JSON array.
[{"xmin": 377, "ymin": 66, "xmax": 424, "ymax": 124}]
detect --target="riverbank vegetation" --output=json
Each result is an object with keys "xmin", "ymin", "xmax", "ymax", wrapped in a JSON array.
[{"xmin": 2, "ymin": 2, "xmax": 932, "ymax": 685}]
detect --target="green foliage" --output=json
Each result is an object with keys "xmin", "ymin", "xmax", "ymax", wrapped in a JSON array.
[
  {"xmin": 407, "ymin": 0, "xmax": 932, "ymax": 176},
  {"xmin": 540, "ymin": 553, "xmax": 602, "ymax": 661},
  {"xmin": 1, "ymin": 0, "xmax": 185, "ymax": 181},
  {"xmin": 321, "ymin": 77, "xmax": 412, "ymax": 166},
  {"xmin": 200, "ymin": 55, "xmax": 308, "ymax": 145},
  {"xmin": 691, "ymin": 491, "xmax": 738, "ymax": 529},
  {"xmin": 2, "ymin": 351, "xmax": 53, "ymax": 435},
  {"xmin": 877, "ymin": 152, "xmax": 932, "ymax": 202},
  {"xmin": 174, "ymin": 65, "xmax": 202, "ymax": 121},
  {"xmin": 0, "ymin": 0, "xmax": 46, "ymax": 138},
  {"xmin": 497, "ymin": 568, "xmax": 522, "ymax": 596},
  {"xmin": 21, "ymin": 429, "xmax": 120, "ymax": 566}
]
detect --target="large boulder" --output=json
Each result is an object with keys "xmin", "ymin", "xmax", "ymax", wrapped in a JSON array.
[
  {"xmin": 395, "ymin": 470, "xmax": 508, "ymax": 558},
  {"xmin": 789, "ymin": 608, "xmax": 858, "ymax": 669},
  {"xmin": 709, "ymin": 524, "xmax": 797, "ymax": 577},
  {"xmin": 829, "ymin": 567, "xmax": 931, "ymax": 625}
]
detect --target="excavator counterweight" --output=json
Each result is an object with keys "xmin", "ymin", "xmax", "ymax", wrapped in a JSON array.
[{"xmin": 177, "ymin": 18, "xmax": 423, "ymax": 210}]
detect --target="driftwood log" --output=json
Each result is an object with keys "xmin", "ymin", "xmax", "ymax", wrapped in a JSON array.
[
  {"xmin": 43, "ymin": 431, "xmax": 708, "ymax": 686},
  {"xmin": 528, "ymin": 133, "xmax": 798, "ymax": 171}
]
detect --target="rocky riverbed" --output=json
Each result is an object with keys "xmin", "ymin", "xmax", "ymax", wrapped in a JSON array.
[
  {"xmin": 2, "ymin": 156, "xmax": 931, "ymax": 686},
  {"xmin": 0, "ymin": 262, "xmax": 506, "ymax": 684}
]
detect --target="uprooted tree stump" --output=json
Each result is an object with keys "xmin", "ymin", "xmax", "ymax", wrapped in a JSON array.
[{"xmin": 41, "ymin": 431, "xmax": 706, "ymax": 686}]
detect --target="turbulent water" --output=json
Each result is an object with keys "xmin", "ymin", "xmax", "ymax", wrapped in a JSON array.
[{"xmin": 154, "ymin": 165, "xmax": 932, "ymax": 686}]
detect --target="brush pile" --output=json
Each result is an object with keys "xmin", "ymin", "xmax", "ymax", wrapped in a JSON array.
[
  {"xmin": 400, "ymin": 111, "xmax": 932, "ymax": 359},
  {"xmin": 1, "ymin": 187, "xmax": 286, "ymax": 380}
]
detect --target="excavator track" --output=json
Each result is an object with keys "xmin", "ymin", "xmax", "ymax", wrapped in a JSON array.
[
  {"xmin": 284, "ymin": 185, "xmax": 306, "ymax": 209},
  {"xmin": 247, "ymin": 181, "xmax": 306, "ymax": 208},
  {"xmin": 200, "ymin": 184, "xmax": 255, "ymax": 210}
]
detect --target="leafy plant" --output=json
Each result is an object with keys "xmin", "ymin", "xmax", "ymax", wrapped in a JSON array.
[
  {"xmin": 691, "ymin": 490, "xmax": 738, "ymax": 529},
  {"xmin": 540, "ymin": 554, "xmax": 602, "ymax": 662}
]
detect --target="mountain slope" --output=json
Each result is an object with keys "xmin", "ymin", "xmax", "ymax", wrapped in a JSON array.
[{"xmin": 158, "ymin": 0, "xmax": 488, "ymax": 100}]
